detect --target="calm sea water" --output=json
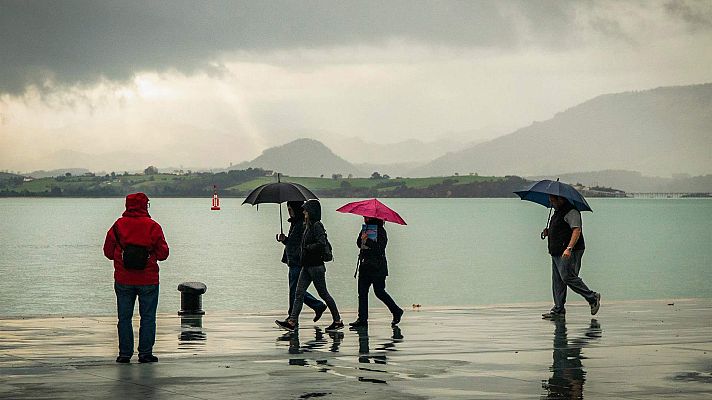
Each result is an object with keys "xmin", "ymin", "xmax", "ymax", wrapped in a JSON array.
[{"xmin": 0, "ymin": 198, "xmax": 710, "ymax": 316}]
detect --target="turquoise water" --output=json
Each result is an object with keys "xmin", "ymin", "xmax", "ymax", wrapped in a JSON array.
[{"xmin": 0, "ymin": 198, "xmax": 710, "ymax": 316}]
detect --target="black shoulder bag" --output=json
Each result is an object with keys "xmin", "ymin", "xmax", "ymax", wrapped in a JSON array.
[
  {"xmin": 112, "ymin": 225, "xmax": 150, "ymax": 270},
  {"xmin": 318, "ymin": 222, "xmax": 334, "ymax": 262}
]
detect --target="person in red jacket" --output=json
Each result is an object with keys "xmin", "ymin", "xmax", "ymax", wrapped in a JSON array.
[{"xmin": 103, "ymin": 192, "xmax": 169, "ymax": 364}]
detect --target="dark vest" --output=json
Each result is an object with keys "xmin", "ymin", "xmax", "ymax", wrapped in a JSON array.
[{"xmin": 548, "ymin": 202, "xmax": 585, "ymax": 256}]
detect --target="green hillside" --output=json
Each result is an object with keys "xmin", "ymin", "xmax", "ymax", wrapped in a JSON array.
[
  {"xmin": 0, "ymin": 168, "xmax": 524, "ymax": 198},
  {"xmin": 232, "ymin": 174, "xmax": 500, "ymax": 191}
]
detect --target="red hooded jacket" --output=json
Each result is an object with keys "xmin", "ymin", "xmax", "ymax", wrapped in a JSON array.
[{"xmin": 103, "ymin": 193, "xmax": 169, "ymax": 285}]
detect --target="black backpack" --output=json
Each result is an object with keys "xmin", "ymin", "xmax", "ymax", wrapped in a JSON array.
[
  {"xmin": 317, "ymin": 221, "xmax": 334, "ymax": 262},
  {"xmin": 323, "ymin": 237, "xmax": 333, "ymax": 262},
  {"xmin": 112, "ymin": 225, "xmax": 150, "ymax": 270}
]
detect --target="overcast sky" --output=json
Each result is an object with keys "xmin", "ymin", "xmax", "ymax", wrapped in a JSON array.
[{"xmin": 1, "ymin": 0, "xmax": 711, "ymax": 171}]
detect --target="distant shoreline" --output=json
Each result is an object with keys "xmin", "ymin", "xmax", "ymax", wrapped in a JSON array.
[{"xmin": 1, "ymin": 169, "xmax": 639, "ymax": 199}]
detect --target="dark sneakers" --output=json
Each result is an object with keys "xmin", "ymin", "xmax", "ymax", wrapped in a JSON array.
[
  {"xmin": 325, "ymin": 320, "xmax": 344, "ymax": 332},
  {"xmin": 591, "ymin": 293, "xmax": 601, "ymax": 316},
  {"xmin": 349, "ymin": 319, "xmax": 368, "ymax": 328},
  {"xmin": 391, "ymin": 309, "xmax": 404, "ymax": 326},
  {"xmin": 138, "ymin": 354, "xmax": 158, "ymax": 363},
  {"xmin": 542, "ymin": 309, "xmax": 566, "ymax": 319},
  {"xmin": 115, "ymin": 356, "xmax": 131, "ymax": 364},
  {"xmin": 313, "ymin": 304, "xmax": 327, "ymax": 323},
  {"xmin": 275, "ymin": 319, "xmax": 297, "ymax": 332}
]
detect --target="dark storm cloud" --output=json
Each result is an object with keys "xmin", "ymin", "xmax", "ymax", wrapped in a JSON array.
[
  {"xmin": 0, "ymin": 0, "xmax": 577, "ymax": 95},
  {"xmin": 1, "ymin": 0, "xmax": 708, "ymax": 96},
  {"xmin": 665, "ymin": 0, "xmax": 712, "ymax": 30}
]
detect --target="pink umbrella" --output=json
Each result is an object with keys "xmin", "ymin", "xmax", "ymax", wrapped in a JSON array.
[{"xmin": 336, "ymin": 198, "xmax": 407, "ymax": 225}]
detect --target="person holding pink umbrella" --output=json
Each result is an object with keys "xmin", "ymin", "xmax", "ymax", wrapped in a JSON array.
[{"xmin": 337, "ymin": 199, "xmax": 405, "ymax": 327}]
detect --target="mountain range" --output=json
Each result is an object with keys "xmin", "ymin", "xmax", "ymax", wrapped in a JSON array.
[
  {"xmin": 16, "ymin": 83, "xmax": 712, "ymax": 187},
  {"xmin": 411, "ymin": 83, "xmax": 712, "ymax": 177},
  {"xmin": 527, "ymin": 170, "xmax": 712, "ymax": 193},
  {"xmin": 232, "ymin": 83, "xmax": 711, "ymax": 180},
  {"xmin": 320, "ymin": 131, "xmax": 489, "ymax": 165}
]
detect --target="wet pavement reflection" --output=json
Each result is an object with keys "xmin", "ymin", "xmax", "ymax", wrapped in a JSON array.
[
  {"xmin": 277, "ymin": 327, "xmax": 345, "ymax": 368},
  {"xmin": 277, "ymin": 325, "xmax": 405, "ymax": 384},
  {"xmin": 4, "ymin": 300, "xmax": 711, "ymax": 399},
  {"xmin": 178, "ymin": 315, "xmax": 206, "ymax": 347},
  {"xmin": 354, "ymin": 326, "xmax": 403, "ymax": 365},
  {"xmin": 541, "ymin": 318, "xmax": 602, "ymax": 399}
]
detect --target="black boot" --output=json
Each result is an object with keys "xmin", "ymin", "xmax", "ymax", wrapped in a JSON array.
[
  {"xmin": 391, "ymin": 308, "xmax": 404, "ymax": 325},
  {"xmin": 349, "ymin": 319, "xmax": 368, "ymax": 328}
]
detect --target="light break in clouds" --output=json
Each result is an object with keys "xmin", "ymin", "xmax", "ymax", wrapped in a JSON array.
[{"xmin": 1, "ymin": 0, "xmax": 711, "ymax": 171}]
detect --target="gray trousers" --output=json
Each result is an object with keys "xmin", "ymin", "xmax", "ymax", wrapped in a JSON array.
[
  {"xmin": 289, "ymin": 265, "xmax": 340, "ymax": 323},
  {"xmin": 551, "ymin": 250, "xmax": 596, "ymax": 312}
]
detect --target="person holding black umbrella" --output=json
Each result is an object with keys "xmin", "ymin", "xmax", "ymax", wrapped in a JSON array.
[
  {"xmin": 541, "ymin": 194, "xmax": 601, "ymax": 319},
  {"xmin": 276, "ymin": 199, "xmax": 343, "ymax": 332},
  {"xmin": 276, "ymin": 201, "xmax": 327, "ymax": 323},
  {"xmin": 242, "ymin": 174, "xmax": 330, "ymax": 324}
]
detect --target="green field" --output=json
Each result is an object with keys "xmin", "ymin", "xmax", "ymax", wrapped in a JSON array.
[
  {"xmin": 231, "ymin": 174, "xmax": 501, "ymax": 191},
  {"xmin": 1, "ymin": 170, "xmax": 518, "ymax": 198}
]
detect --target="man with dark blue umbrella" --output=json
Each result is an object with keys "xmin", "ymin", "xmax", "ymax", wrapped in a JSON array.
[
  {"xmin": 515, "ymin": 180, "xmax": 601, "ymax": 319},
  {"xmin": 541, "ymin": 194, "xmax": 601, "ymax": 319}
]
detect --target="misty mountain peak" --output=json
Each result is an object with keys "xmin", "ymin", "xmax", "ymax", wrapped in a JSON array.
[{"xmin": 233, "ymin": 137, "xmax": 363, "ymax": 177}]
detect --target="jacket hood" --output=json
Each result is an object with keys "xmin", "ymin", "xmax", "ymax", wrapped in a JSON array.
[
  {"xmin": 123, "ymin": 192, "xmax": 150, "ymax": 217},
  {"xmin": 303, "ymin": 199, "xmax": 321, "ymax": 221},
  {"xmin": 364, "ymin": 217, "xmax": 384, "ymax": 226},
  {"xmin": 287, "ymin": 201, "xmax": 305, "ymax": 221}
]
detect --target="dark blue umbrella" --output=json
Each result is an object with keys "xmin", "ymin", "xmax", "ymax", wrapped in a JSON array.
[
  {"xmin": 514, "ymin": 179, "xmax": 592, "ymax": 212},
  {"xmin": 514, "ymin": 179, "xmax": 592, "ymax": 240}
]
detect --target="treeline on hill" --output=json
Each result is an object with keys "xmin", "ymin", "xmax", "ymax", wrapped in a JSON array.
[
  {"xmin": 0, "ymin": 168, "xmax": 269, "ymax": 198},
  {"xmin": 317, "ymin": 176, "xmax": 531, "ymax": 198},
  {"xmin": 0, "ymin": 168, "xmax": 531, "ymax": 198}
]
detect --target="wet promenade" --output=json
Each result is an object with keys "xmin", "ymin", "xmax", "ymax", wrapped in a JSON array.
[{"xmin": 1, "ymin": 299, "xmax": 711, "ymax": 399}]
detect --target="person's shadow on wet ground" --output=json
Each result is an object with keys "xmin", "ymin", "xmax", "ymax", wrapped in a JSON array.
[
  {"xmin": 542, "ymin": 318, "xmax": 602, "ymax": 399},
  {"xmin": 351, "ymin": 326, "xmax": 403, "ymax": 384},
  {"xmin": 277, "ymin": 325, "xmax": 403, "ymax": 372},
  {"xmin": 111, "ymin": 359, "xmax": 158, "ymax": 397},
  {"xmin": 353, "ymin": 325, "xmax": 403, "ymax": 364},
  {"xmin": 277, "ymin": 327, "xmax": 345, "ymax": 365}
]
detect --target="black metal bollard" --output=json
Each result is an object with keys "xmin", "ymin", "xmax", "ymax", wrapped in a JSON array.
[{"xmin": 177, "ymin": 282, "xmax": 207, "ymax": 315}]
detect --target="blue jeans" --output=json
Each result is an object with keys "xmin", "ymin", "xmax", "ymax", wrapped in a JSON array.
[
  {"xmin": 288, "ymin": 265, "xmax": 325, "ymax": 316},
  {"xmin": 289, "ymin": 265, "xmax": 340, "ymax": 323},
  {"xmin": 114, "ymin": 282, "xmax": 159, "ymax": 357}
]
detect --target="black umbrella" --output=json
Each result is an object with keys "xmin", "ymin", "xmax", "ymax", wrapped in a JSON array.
[{"xmin": 242, "ymin": 174, "xmax": 318, "ymax": 234}]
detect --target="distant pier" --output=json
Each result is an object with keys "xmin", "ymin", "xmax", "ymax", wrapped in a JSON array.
[{"xmin": 626, "ymin": 192, "xmax": 712, "ymax": 199}]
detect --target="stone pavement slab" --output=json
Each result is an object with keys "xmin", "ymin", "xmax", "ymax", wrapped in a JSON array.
[{"xmin": 1, "ymin": 299, "xmax": 711, "ymax": 399}]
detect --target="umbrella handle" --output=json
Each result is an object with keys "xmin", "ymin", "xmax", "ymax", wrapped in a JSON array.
[
  {"xmin": 279, "ymin": 203, "xmax": 284, "ymax": 235},
  {"xmin": 541, "ymin": 206, "xmax": 553, "ymax": 240}
]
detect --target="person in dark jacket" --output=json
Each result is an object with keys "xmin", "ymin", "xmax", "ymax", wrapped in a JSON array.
[
  {"xmin": 276, "ymin": 201, "xmax": 327, "ymax": 322},
  {"xmin": 103, "ymin": 192, "xmax": 169, "ymax": 363},
  {"xmin": 540, "ymin": 195, "xmax": 601, "ymax": 319},
  {"xmin": 349, "ymin": 217, "xmax": 403, "ymax": 327},
  {"xmin": 276, "ymin": 199, "xmax": 343, "ymax": 332}
]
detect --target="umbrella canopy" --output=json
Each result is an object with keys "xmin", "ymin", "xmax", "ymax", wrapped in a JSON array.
[
  {"xmin": 242, "ymin": 175, "xmax": 318, "ymax": 234},
  {"xmin": 514, "ymin": 179, "xmax": 592, "ymax": 212},
  {"xmin": 242, "ymin": 181, "xmax": 318, "ymax": 205},
  {"xmin": 336, "ymin": 198, "xmax": 407, "ymax": 225}
]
